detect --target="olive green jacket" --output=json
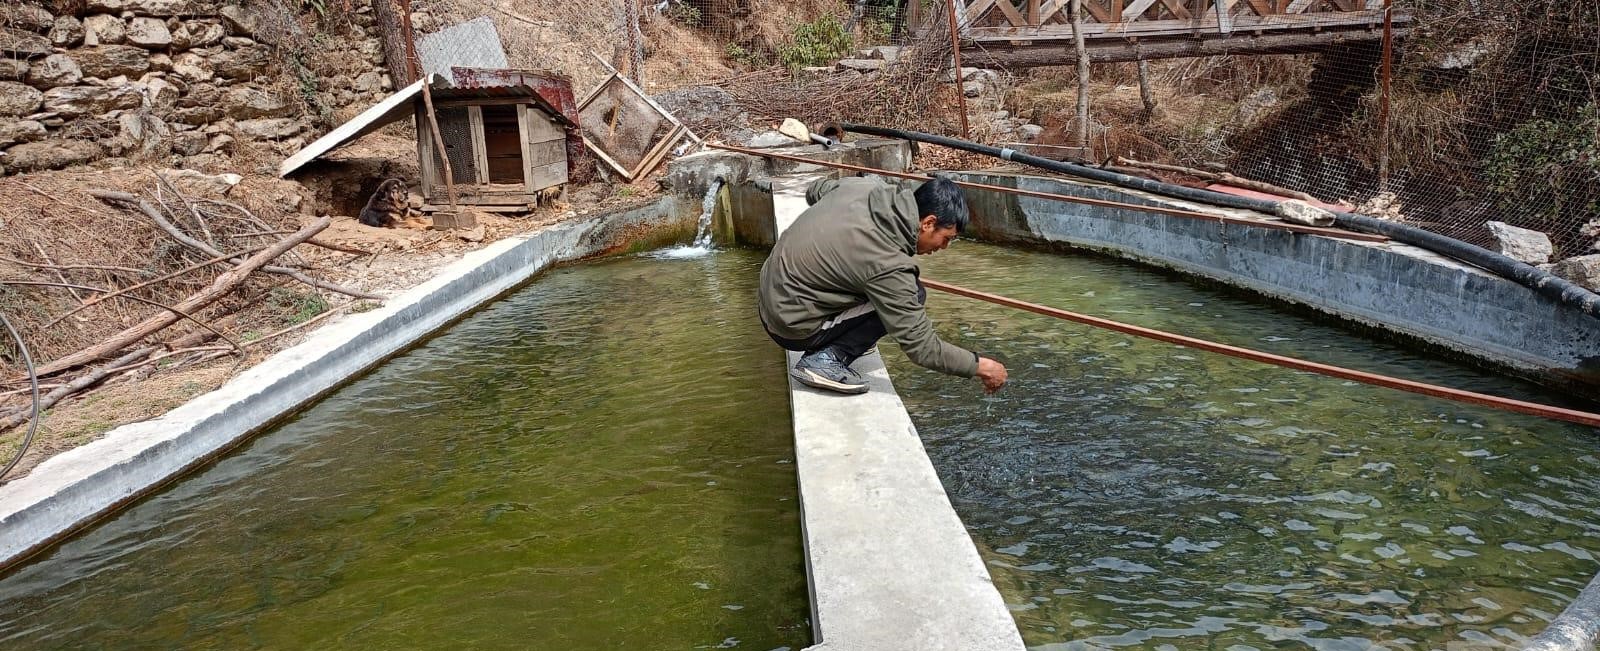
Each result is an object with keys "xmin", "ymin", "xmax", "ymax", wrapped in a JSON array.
[{"xmin": 758, "ymin": 177, "xmax": 979, "ymax": 378}]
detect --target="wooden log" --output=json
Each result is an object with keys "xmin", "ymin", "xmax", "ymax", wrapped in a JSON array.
[
  {"xmin": 961, "ymin": 27, "xmax": 1400, "ymax": 67},
  {"xmin": 31, "ymin": 217, "xmax": 332, "ymax": 378}
]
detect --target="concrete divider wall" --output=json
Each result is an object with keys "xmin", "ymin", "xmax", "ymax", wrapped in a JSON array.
[
  {"xmin": 0, "ymin": 197, "xmax": 691, "ymax": 569},
  {"xmin": 954, "ymin": 172, "xmax": 1600, "ymax": 392}
]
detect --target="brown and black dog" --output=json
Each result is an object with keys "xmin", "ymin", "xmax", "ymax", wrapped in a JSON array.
[{"xmin": 358, "ymin": 178, "xmax": 427, "ymax": 228}]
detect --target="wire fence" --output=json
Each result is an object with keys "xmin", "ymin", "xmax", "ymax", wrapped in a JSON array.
[{"xmin": 390, "ymin": 0, "xmax": 1597, "ymax": 260}]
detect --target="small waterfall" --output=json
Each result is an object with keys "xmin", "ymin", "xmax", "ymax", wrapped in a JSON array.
[{"xmin": 656, "ymin": 179, "xmax": 725, "ymax": 259}]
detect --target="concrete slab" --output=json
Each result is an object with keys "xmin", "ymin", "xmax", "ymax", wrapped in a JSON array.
[
  {"xmin": 768, "ymin": 177, "xmax": 1025, "ymax": 651},
  {"xmin": 0, "ymin": 198, "xmax": 689, "ymax": 569}
]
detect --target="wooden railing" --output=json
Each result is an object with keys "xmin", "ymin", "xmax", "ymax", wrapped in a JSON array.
[{"xmin": 960, "ymin": 0, "xmax": 1396, "ymax": 41}]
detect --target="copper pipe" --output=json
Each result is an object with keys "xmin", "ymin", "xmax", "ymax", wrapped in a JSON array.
[
  {"xmin": 921, "ymin": 278, "xmax": 1600, "ymax": 429},
  {"xmin": 946, "ymin": 0, "xmax": 971, "ymax": 140},
  {"xmin": 707, "ymin": 143, "xmax": 1389, "ymax": 243}
]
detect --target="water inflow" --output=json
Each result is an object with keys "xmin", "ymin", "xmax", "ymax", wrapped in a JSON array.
[
  {"xmin": 655, "ymin": 179, "xmax": 724, "ymax": 260},
  {"xmin": 890, "ymin": 243, "xmax": 1600, "ymax": 649},
  {"xmin": 0, "ymin": 250, "xmax": 809, "ymax": 650}
]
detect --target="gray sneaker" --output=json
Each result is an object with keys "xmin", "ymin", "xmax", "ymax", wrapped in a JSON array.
[{"xmin": 792, "ymin": 347, "xmax": 869, "ymax": 395}]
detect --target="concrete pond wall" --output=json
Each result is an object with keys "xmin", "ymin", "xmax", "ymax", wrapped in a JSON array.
[
  {"xmin": 951, "ymin": 172, "xmax": 1600, "ymax": 394},
  {"xmin": 0, "ymin": 196, "xmax": 697, "ymax": 570}
]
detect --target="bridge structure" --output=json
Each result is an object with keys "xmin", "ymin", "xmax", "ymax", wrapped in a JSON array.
[{"xmin": 931, "ymin": 0, "xmax": 1411, "ymax": 68}]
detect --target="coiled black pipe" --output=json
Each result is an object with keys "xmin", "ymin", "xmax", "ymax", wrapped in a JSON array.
[{"xmin": 841, "ymin": 123, "xmax": 1600, "ymax": 321}]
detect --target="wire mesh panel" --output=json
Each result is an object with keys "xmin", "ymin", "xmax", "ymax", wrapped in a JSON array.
[{"xmin": 425, "ymin": 106, "xmax": 478, "ymax": 193}]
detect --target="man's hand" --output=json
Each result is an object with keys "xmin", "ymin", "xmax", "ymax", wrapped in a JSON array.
[{"xmin": 976, "ymin": 357, "xmax": 1008, "ymax": 394}]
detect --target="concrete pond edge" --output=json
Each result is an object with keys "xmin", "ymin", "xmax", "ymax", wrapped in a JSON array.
[{"xmin": 0, "ymin": 197, "xmax": 691, "ymax": 569}]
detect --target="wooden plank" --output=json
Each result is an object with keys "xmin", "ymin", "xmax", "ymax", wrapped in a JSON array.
[
  {"xmin": 525, "ymin": 140, "xmax": 565, "ymax": 167},
  {"xmin": 521, "ymin": 107, "xmax": 565, "ymax": 142},
  {"xmin": 629, "ymin": 124, "xmax": 683, "ymax": 179},
  {"xmin": 517, "ymin": 105, "xmax": 538, "ymax": 194},
  {"xmin": 970, "ymin": 8, "xmax": 1387, "ymax": 37},
  {"xmin": 1157, "ymin": 0, "xmax": 1191, "ymax": 19},
  {"xmin": 586, "ymin": 53, "xmax": 703, "ymax": 146},
  {"xmin": 1111, "ymin": 0, "xmax": 1124, "ymax": 21},
  {"xmin": 527, "ymin": 160, "xmax": 567, "ymax": 192},
  {"xmin": 1284, "ymin": 0, "xmax": 1315, "ymax": 13},
  {"xmin": 962, "ymin": 23, "xmax": 1406, "ymax": 66},
  {"xmin": 1243, "ymin": 0, "xmax": 1274, "ymax": 14},
  {"xmin": 993, "ymin": 0, "xmax": 1026, "ymax": 26},
  {"xmin": 1027, "ymin": 0, "xmax": 1040, "ymax": 25},
  {"xmin": 1081, "ymin": 1, "xmax": 1113, "ymax": 24},
  {"xmin": 965, "ymin": 0, "xmax": 999, "ymax": 25},
  {"xmin": 417, "ymin": 105, "xmax": 438, "ymax": 200},
  {"xmin": 1121, "ymin": 0, "xmax": 1159, "ymax": 21},
  {"xmin": 468, "ymin": 106, "xmax": 489, "ymax": 185}
]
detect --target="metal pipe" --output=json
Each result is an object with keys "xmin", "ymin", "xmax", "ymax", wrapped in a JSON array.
[
  {"xmin": 921, "ymin": 278, "xmax": 1600, "ymax": 429},
  {"xmin": 839, "ymin": 123, "xmax": 1600, "ymax": 321},
  {"xmin": 707, "ymin": 143, "xmax": 1388, "ymax": 243}
]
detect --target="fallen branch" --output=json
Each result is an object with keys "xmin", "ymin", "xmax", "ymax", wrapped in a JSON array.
[
  {"xmin": 27, "ymin": 216, "xmax": 331, "ymax": 378},
  {"xmin": 155, "ymin": 172, "xmax": 215, "ymax": 247},
  {"xmin": 3, "ymin": 279, "xmax": 240, "ymax": 357},
  {"xmin": 91, "ymin": 191, "xmax": 382, "ymax": 300},
  {"xmin": 31, "ymin": 241, "xmax": 85, "ymax": 305},
  {"xmin": 42, "ymin": 243, "xmax": 274, "ymax": 329},
  {"xmin": 0, "ymin": 346, "xmax": 157, "ymax": 433},
  {"xmin": 0, "ymin": 255, "xmax": 149, "ymax": 275},
  {"xmin": 195, "ymin": 199, "xmax": 373, "ymax": 256}
]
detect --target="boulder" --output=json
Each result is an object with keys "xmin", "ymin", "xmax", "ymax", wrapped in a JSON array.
[
  {"xmin": 745, "ymin": 130, "xmax": 795, "ymax": 148},
  {"xmin": 1016, "ymin": 123, "xmax": 1044, "ymax": 143},
  {"xmin": 126, "ymin": 17, "xmax": 172, "ymax": 48},
  {"xmin": 149, "ymin": 52, "xmax": 172, "ymax": 71},
  {"xmin": 77, "ymin": 45, "xmax": 150, "ymax": 78},
  {"xmin": 140, "ymin": 77, "xmax": 180, "ymax": 110},
  {"xmin": 211, "ymin": 44, "xmax": 271, "ymax": 81},
  {"xmin": 204, "ymin": 132, "xmax": 232, "ymax": 153},
  {"xmin": 170, "ymin": 130, "xmax": 207, "ymax": 155},
  {"xmin": 170, "ymin": 20, "xmax": 223, "ymax": 49},
  {"xmin": 222, "ymin": 87, "xmax": 290, "ymax": 119},
  {"xmin": 0, "ymin": 59, "xmax": 27, "ymax": 81},
  {"xmin": 170, "ymin": 51, "xmax": 212, "ymax": 82},
  {"xmin": 169, "ymin": 105, "xmax": 221, "ymax": 125},
  {"xmin": 163, "ymin": 168, "xmax": 241, "ymax": 195},
  {"xmin": 352, "ymin": 70, "xmax": 384, "ymax": 93},
  {"xmin": 82, "ymin": 14, "xmax": 126, "ymax": 46},
  {"xmin": 0, "ymin": 120, "xmax": 48, "ymax": 148},
  {"xmin": 962, "ymin": 80, "xmax": 984, "ymax": 98},
  {"xmin": 49, "ymin": 16, "xmax": 85, "ymax": 48},
  {"xmin": 218, "ymin": 4, "xmax": 263, "ymax": 37},
  {"xmin": 0, "ymin": 26, "xmax": 51, "ymax": 58},
  {"xmin": 25, "ymin": 54, "xmax": 82, "ymax": 89},
  {"xmin": 1485, "ymin": 221, "xmax": 1553, "ymax": 265},
  {"xmin": 86, "ymin": 0, "xmax": 217, "ymax": 17},
  {"xmin": 104, "ymin": 111, "xmax": 169, "ymax": 156},
  {"xmin": 42, "ymin": 85, "xmax": 142, "ymax": 118},
  {"xmin": 2, "ymin": 139, "xmax": 102, "ymax": 172},
  {"xmin": 1550, "ymin": 255, "xmax": 1600, "ymax": 292},
  {"xmin": 0, "ymin": 82, "xmax": 44, "ymax": 116},
  {"xmin": 0, "ymin": 4, "xmax": 55, "ymax": 33},
  {"xmin": 836, "ymin": 58, "xmax": 886, "ymax": 73},
  {"xmin": 234, "ymin": 117, "xmax": 299, "ymax": 139}
]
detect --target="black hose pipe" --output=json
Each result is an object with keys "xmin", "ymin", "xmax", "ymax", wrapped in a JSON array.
[{"xmin": 842, "ymin": 123, "xmax": 1600, "ymax": 321}]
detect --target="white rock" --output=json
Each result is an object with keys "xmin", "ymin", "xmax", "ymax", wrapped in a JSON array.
[
  {"xmin": 126, "ymin": 16, "xmax": 171, "ymax": 48},
  {"xmin": 49, "ymin": 16, "xmax": 86, "ymax": 48},
  {"xmin": 1486, "ymin": 221, "xmax": 1553, "ymax": 265},
  {"xmin": 171, "ymin": 51, "xmax": 212, "ymax": 82},
  {"xmin": 83, "ymin": 14, "xmax": 126, "ymax": 46},
  {"xmin": 161, "ymin": 168, "xmax": 242, "ymax": 196},
  {"xmin": 1551, "ymin": 255, "xmax": 1600, "ymax": 292}
]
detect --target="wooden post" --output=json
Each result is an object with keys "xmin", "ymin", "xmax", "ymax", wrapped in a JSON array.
[
  {"xmin": 1136, "ymin": 59, "xmax": 1156, "ymax": 122},
  {"xmin": 419, "ymin": 78, "xmax": 458, "ymax": 212},
  {"xmin": 1070, "ymin": 0, "xmax": 1090, "ymax": 151},
  {"xmin": 946, "ymin": 0, "xmax": 971, "ymax": 140},
  {"xmin": 1377, "ymin": 0, "xmax": 1393, "ymax": 192}
]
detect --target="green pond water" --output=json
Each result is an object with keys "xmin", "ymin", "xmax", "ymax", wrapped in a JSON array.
[
  {"xmin": 890, "ymin": 243, "xmax": 1600, "ymax": 650},
  {"xmin": 0, "ymin": 250, "xmax": 810, "ymax": 650}
]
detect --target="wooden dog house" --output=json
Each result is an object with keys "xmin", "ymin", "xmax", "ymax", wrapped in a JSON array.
[{"xmin": 277, "ymin": 72, "xmax": 579, "ymax": 212}]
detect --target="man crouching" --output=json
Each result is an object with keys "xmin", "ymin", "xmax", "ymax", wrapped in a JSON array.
[{"xmin": 758, "ymin": 175, "xmax": 1008, "ymax": 395}]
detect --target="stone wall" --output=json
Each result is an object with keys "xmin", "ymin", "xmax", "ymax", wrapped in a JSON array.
[{"xmin": 0, "ymin": 0, "xmax": 394, "ymax": 175}]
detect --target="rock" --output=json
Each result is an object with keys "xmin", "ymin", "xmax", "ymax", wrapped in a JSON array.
[
  {"xmin": 2, "ymin": 139, "xmax": 102, "ymax": 172},
  {"xmin": 161, "ymin": 167, "xmax": 240, "ymax": 196},
  {"xmin": 106, "ymin": 111, "xmax": 170, "ymax": 156},
  {"xmin": 149, "ymin": 52, "xmax": 172, "ymax": 71},
  {"xmin": 836, "ymin": 58, "xmax": 885, "ymax": 72},
  {"xmin": 865, "ymin": 45, "xmax": 902, "ymax": 62},
  {"xmin": 1550, "ymin": 255, "xmax": 1600, "ymax": 292},
  {"xmin": 1486, "ymin": 221, "xmax": 1553, "ymax": 265},
  {"xmin": 221, "ymin": 87, "xmax": 289, "ymax": 119},
  {"xmin": 0, "ymin": 82, "xmax": 44, "ymax": 116},
  {"xmin": 234, "ymin": 117, "xmax": 299, "ymax": 140},
  {"xmin": 25, "ymin": 54, "xmax": 82, "ymax": 89},
  {"xmin": 103, "ymin": 74, "xmax": 130, "ymax": 87},
  {"xmin": 218, "ymin": 4, "xmax": 263, "ymax": 37},
  {"xmin": 0, "ymin": 4, "xmax": 55, "ymax": 33},
  {"xmin": 170, "ymin": 51, "xmax": 211, "ymax": 81},
  {"xmin": 211, "ymin": 44, "xmax": 270, "ymax": 81},
  {"xmin": 204, "ymin": 132, "xmax": 232, "ymax": 153},
  {"xmin": 86, "ymin": 0, "xmax": 216, "ymax": 17},
  {"xmin": 962, "ymin": 80, "xmax": 984, "ymax": 98},
  {"xmin": 76, "ymin": 45, "xmax": 149, "ymax": 78},
  {"xmin": 42, "ymin": 85, "xmax": 142, "ymax": 118},
  {"xmin": 168, "ymin": 105, "xmax": 220, "ymax": 125},
  {"xmin": 352, "ymin": 70, "xmax": 384, "ymax": 93},
  {"xmin": 170, "ymin": 19, "xmax": 223, "ymax": 49},
  {"xmin": 176, "ymin": 81, "xmax": 217, "ymax": 107},
  {"xmin": 82, "ymin": 14, "xmax": 126, "ymax": 46},
  {"xmin": 221, "ymin": 35, "xmax": 255, "ymax": 49},
  {"xmin": 1016, "ymin": 123, "xmax": 1044, "ymax": 143},
  {"xmin": 170, "ymin": 129, "xmax": 206, "ymax": 155},
  {"xmin": 0, "ymin": 59, "xmax": 28, "ymax": 81},
  {"xmin": 0, "ymin": 120, "xmax": 48, "ymax": 148},
  {"xmin": 0, "ymin": 26, "xmax": 52, "ymax": 58},
  {"xmin": 141, "ymin": 77, "xmax": 179, "ymax": 110},
  {"xmin": 745, "ymin": 130, "xmax": 796, "ymax": 148},
  {"xmin": 49, "ymin": 16, "xmax": 85, "ymax": 48},
  {"xmin": 126, "ymin": 16, "xmax": 171, "ymax": 48}
]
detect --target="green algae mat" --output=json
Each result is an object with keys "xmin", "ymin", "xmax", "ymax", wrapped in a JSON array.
[
  {"xmin": 0, "ymin": 250, "xmax": 809, "ymax": 650},
  {"xmin": 892, "ymin": 243, "xmax": 1600, "ymax": 650}
]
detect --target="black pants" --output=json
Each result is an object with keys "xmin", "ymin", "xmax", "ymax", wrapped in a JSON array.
[{"xmin": 765, "ymin": 282, "xmax": 927, "ymax": 359}]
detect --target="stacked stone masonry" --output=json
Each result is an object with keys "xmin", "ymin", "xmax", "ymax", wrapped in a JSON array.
[{"xmin": 0, "ymin": 0, "xmax": 395, "ymax": 175}]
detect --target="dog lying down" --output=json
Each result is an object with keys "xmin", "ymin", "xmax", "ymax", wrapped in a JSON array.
[{"xmin": 358, "ymin": 178, "xmax": 428, "ymax": 228}]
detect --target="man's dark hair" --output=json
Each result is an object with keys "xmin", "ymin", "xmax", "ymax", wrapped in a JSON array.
[{"xmin": 914, "ymin": 177, "xmax": 969, "ymax": 234}]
